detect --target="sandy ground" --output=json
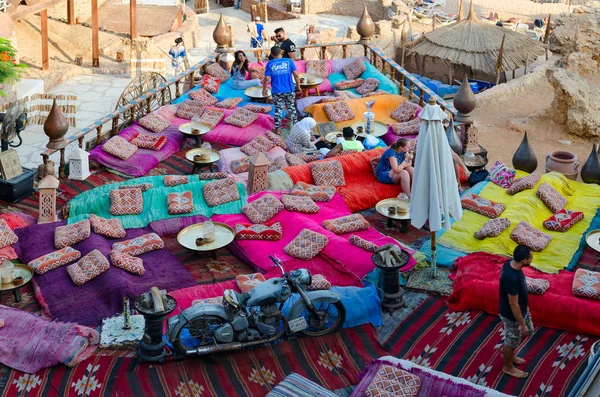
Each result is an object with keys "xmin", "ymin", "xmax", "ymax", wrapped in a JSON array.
[{"xmin": 440, "ymin": 0, "xmax": 583, "ymax": 21}]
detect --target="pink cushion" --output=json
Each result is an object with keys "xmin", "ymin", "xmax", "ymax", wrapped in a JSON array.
[
  {"xmin": 199, "ymin": 108, "xmax": 225, "ymax": 129},
  {"xmin": 290, "ymin": 181, "xmax": 335, "ymax": 202},
  {"xmin": 506, "ymin": 172, "xmax": 542, "ymax": 195},
  {"xmin": 54, "ymin": 219, "xmax": 91, "ymax": 249},
  {"xmin": 307, "ymin": 274, "xmax": 331, "ymax": 290},
  {"xmin": 391, "ymin": 101, "xmax": 422, "ymax": 123},
  {"xmin": 243, "ymin": 104, "xmax": 272, "ymax": 114},
  {"xmin": 286, "ymin": 153, "xmax": 307, "ymax": 167},
  {"xmin": 240, "ymin": 135, "xmax": 276, "ymax": 156},
  {"xmin": 102, "ymin": 136, "xmax": 138, "ymax": 160},
  {"xmin": 203, "ymin": 178, "xmax": 240, "ymax": 207},
  {"xmin": 390, "ymin": 119, "xmax": 421, "ymax": 136},
  {"xmin": 572, "ymin": 269, "xmax": 600, "ymax": 300},
  {"xmin": 334, "ymin": 79, "xmax": 364, "ymax": 90},
  {"xmin": 205, "ymin": 62, "xmax": 231, "ymax": 82},
  {"xmin": 488, "ymin": 161, "xmax": 516, "ymax": 189},
  {"xmin": 356, "ymin": 78, "xmax": 380, "ymax": 95},
  {"xmin": 109, "ymin": 188, "xmax": 143, "ymax": 215},
  {"xmin": 176, "ymin": 100, "xmax": 205, "ymax": 120},
  {"xmin": 215, "ymin": 97, "xmax": 243, "ymax": 109},
  {"xmin": 366, "ymin": 364, "xmax": 421, "ymax": 397},
  {"xmin": 66, "ymin": 249, "xmax": 110, "ymax": 286},
  {"xmin": 138, "ymin": 113, "xmax": 170, "ymax": 133},
  {"xmin": 349, "ymin": 235, "xmax": 378, "ymax": 252},
  {"xmin": 130, "ymin": 133, "xmax": 167, "ymax": 151},
  {"xmin": 343, "ymin": 58, "xmax": 366, "ymax": 80},
  {"xmin": 324, "ymin": 101, "xmax": 355, "ymax": 123},
  {"xmin": 202, "ymin": 74, "xmax": 220, "ymax": 93},
  {"xmin": 265, "ymin": 131, "xmax": 287, "ymax": 150},
  {"xmin": 526, "ymin": 277, "xmax": 550, "ymax": 295},
  {"xmin": 305, "ymin": 60, "xmax": 329, "ymax": 78}
]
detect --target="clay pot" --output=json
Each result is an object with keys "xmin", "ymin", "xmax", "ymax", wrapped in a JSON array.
[
  {"xmin": 44, "ymin": 100, "xmax": 69, "ymax": 150},
  {"xmin": 213, "ymin": 14, "xmax": 231, "ymax": 50},
  {"xmin": 580, "ymin": 143, "xmax": 600, "ymax": 184},
  {"xmin": 512, "ymin": 132, "xmax": 537, "ymax": 173},
  {"xmin": 546, "ymin": 150, "xmax": 579, "ymax": 180},
  {"xmin": 356, "ymin": 6, "xmax": 375, "ymax": 43}
]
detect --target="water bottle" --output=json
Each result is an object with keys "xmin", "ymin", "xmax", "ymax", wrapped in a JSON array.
[{"xmin": 364, "ymin": 111, "xmax": 375, "ymax": 135}]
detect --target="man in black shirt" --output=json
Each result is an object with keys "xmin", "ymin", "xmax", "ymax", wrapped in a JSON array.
[
  {"xmin": 499, "ymin": 244, "xmax": 534, "ymax": 378},
  {"xmin": 269, "ymin": 28, "xmax": 296, "ymax": 60}
]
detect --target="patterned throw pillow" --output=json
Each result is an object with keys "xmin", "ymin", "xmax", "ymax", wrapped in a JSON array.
[
  {"xmin": 243, "ymin": 104, "xmax": 272, "ymax": 114},
  {"xmin": 66, "ymin": 249, "xmax": 110, "ymax": 286},
  {"xmin": 198, "ymin": 172, "xmax": 228, "ymax": 180},
  {"xmin": 164, "ymin": 175, "xmax": 189, "ymax": 187},
  {"xmin": 110, "ymin": 250, "xmax": 145, "ymax": 276},
  {"xmin": 543, "ymin": 209, "xmax": 584, "ymax": 232},
  {"xmin": 370, "ymin": 156, "xmax": 381, "ymax": 176},
  {"xmin": 203, "ymin": 178, "xmax": 240, "ymax": 207},
  {"xmin": 537, "ymin": 182, "xmax": 567, "ymax": 213},
  {"xmin": 343, "ymin": 58, "xmax": 366, "ymax": 80},
  {"xmin": 176, "ymin": 100, "xmax": 205, "ymax": 120},
  {"xmin": 349, "ymin": 235, "xmax": 378, "ymax": 252},
  {"xmin": 224, "ymin": 108, "xmax": 259, "ymax": 128},
  {"xmin": 281, "ymin": 194, "xmax": 320, "ymax": 214},
  {"xmin": 102, "ymin": 136, "xmax": 138, "ymax": 160},
  {"xmin": 362, "ymin": 90, "xmax": 389, "ymax": 98},
  {"xmin": 506, "ymin": 172, "xmax": 542, "ymax": 195},
  {"xmin": 201, "ymin": 74, "xmax": 221, "ymax": 94},
  {"xmin": 526, "ymin": 277, "xmax": 550, "ymax": 295},
  {"xmin": 306, "ymin": 60, "xmax": 329, "ymax": 78},
  {"xmin": 366, "ymin": 365, "xmax": 421, "ymax": 397},
  {"xmin": 240, "ymin": 135, "xmax": 276, "ymax": 156},
  {"xmin": 318, "ymin": 97, "xmax": 344, "ymax": 105},
  {"xmin": 572, "ymin": 269, "xmax": 600, "ymax": 301},
  {"xmin": 112, "ymin": 233, "xmax": 164, "ymax": 256},
  {"xmin": 0, "ymin": 219, "xmax": 18, "ymax": 249},
  {"xmin": 265, "ymin": 131, "xmax": 287, "ymax": 150},
  {"xmin": 510, "ymin": 221, "xmax": 552, "ymax": 252},
  {"xmin": 235, "ymin": 222, "xmax": 283, "ymax": 241},
  {"xmin": 474, "ymin": 218, "xmax": 511, "ymax": 240},
  {"xmin": 89, "ymin": 214, "xmax": 126, "ymax": 239},
  {"xmin": 284, "ymin": 229, "xmax": 329, "ymax": 260},
  {"xmin": 334, "ymin": 90, "xmax": 361, "ymax": 99},
  {"xmin": 488, "ymin": 161, "xmax": 516, "ymax": 188},
  {"xmin": 285, "ymin": 153, "xmax": 307, "ymax": 167},
  {"xmin": 28, "ymin": 247, "xmax": 81, "ymax": 275},
  {"xmin": 205, "ymin": 62, "xmax": 231, "ymax": 82},
  {"xmin": 130, "ymin": 133, "xmax": 167, "ymax": 151},
  {"xmin": 215, "ymin": 97, "xmax": 243, "ymax": 109},
  {"xmin": 310, "ymin": 160, "xmax": 346, "ymax": 187},
  {"xmin": 55, "ymin": 219, "xmax": 91, "ymax": 249},
  {"xmin": 299, "ymin": 152, "xmax": 324, "ymax": 163},
  {"xmin": 236, "ymin": 273, "xmax": 266, "ymax": 293},
  {"xmin": 290, "ymin": 181, "xmax": 335, "ymax": 202},
  {"xmin": 324, "ymin": 101, "xmax": 355, "ymax": 123},
  {"xmin": 248, "ymin": 64, "xmax": 266, "ymax": 80},
  {"xmin": 322, "ymin": 214, "xmax": 370, "ymax": 235},
  {"xmin": 109, "ymin": 188, "xmax": 143, "ymax": 216},
  {"xmin": 192, "ymin": 296, "xmax": 225, "ymax": 306},
  {"xmin": 391, "ymin": 101, "xmax": 422, "ymax": 123},
  {"xmin": 391, "ymin": 119, "xmax": 421, "ymax": 136},
  {"xmin": 268, "ymin": 156, "xmax": 288, "ymax": 173},
  {"xmin": 231, "ymin": 157, "xmax": 251, "ymax": 174},
  {"xmin": 461, "ymin": 193, "xmax": 506, "ymax": 219},
  {"xmin": 167, "ymin": 191, "xmax": 194, "ymax": 214},
  {"xmin": 307, "ymin": 274, "xmax": 331, "ymax": 290},
  {"xmin": 138, "ymin": 113, "xmax": 170, "ymax": 133},
  {"xmin": 189, "ymin": 88, "xmax": 219, "ymax": 107},
  {"xmin": 118, "ymin": 183, "xmax": 153, "ymax": 192},
  {"xmin": 356, "ymin": 78, "xmax": 380, "ymax": 95},
  {"xmin": 242, "ymin": 194, "xmax": 284, "ymax": 223},
  {"xmin": 334, "ymin": 79, "xmax": 365, "ymax": 90}
]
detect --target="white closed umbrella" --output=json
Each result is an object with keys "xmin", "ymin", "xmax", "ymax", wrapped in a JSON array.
[{"xmin": 409, "ymin": 98, "xmax": 463, "ymax": 276}]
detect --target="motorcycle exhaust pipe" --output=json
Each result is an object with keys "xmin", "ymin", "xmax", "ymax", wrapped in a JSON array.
[{"xmin": 185, "ymin": 329, "xmax": 286, "ymax": 356}]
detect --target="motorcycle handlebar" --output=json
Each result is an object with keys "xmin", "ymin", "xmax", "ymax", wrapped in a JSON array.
[{"xmin": 269, "ymin": 255, "xmax": 285, "ymax": 276}]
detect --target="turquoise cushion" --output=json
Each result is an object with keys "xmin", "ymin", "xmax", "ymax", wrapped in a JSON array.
[{"xmin": 328, "ymin": 62, "xmax": 399, "ymax": 95}]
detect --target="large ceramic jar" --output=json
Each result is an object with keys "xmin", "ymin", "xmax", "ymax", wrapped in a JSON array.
[{"xmin": 545, "ymin": 151, "xmax": 579, "ymax": 180}]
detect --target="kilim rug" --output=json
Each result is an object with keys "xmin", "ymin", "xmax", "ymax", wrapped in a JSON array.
[
  {"xmin": 360, "ymin": 208, "xmax": 429, "ymax": 249},
  {"xmin": 405, "ymin": 266, "xmax": 453, "ymax": 296},
  {"xmin": 382, "ymin": 297, "xmax": 597, "ymax": 397}
]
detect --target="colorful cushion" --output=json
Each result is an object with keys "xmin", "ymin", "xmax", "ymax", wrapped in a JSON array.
[
  {"xmin": 572, "ymin": 269, "xmax": 600, "ymax": 301},
  {"xmin": 306, "ymin": 60, "xmax": 329, "ymax": 78},
  {"xmin": 192, "ymin": 296, "xmax": 225, "ymax": 306},
  {"xmin": 322, "ymin": 214, "xmax": 370, "ymax": 235},
  {"xmin": 236, "ymin": 273, "xmax": 266, "ymax": 293},
  {"xmin": 366, "ymin": 365, "xmax": 421, "ymax": 397},
  {"xmin": 27, "ymin": 247, "xmax": 81, "ymax": 275},
  {"xmin": 248, "ymin": 64, "xmax": 265, "ymax": 80},
  {"xmin": 102, "ymin": 136, "xmax": 138, "ymax": 160},
  {"xmin": 343, "ymin": 58, "xmax": 366, "ymax": 80},
  {"xmin": 370, "ymin": 156, "xmax": 381, "ymax": 176},
  {"xmin": 198, "ymin": 172, "xmax": 228, "ymax": 180},
  {"xmin": 110, "ymin": 250, "xmax": 144, "ymax": 275},
  {"xmin": 506, "ymin": 172, "xmax": 542, "ymax": 195},
  {"xmin": 281, "ymin": 194, "xmax": 320, "ymax": 214},
  {"xmin": 243, "ymin": 104, "xmax": 271, "ymax": 114},
  {"xmin": 189, "ymin": 89, "xmax": 219, "ymax": 106},
  {"xmin": 323, "ymin": 101, "xmax": 355, "ymax": 123},
  {"xmin": 285, "ymin": 152, "xmax": 307, "ymax": 166},
  {"xmin": 307, "ymin": 274, "xmax": 331, "ymax": 290},
  {"xmin": 199, "ymin": 108, "xmax": 225, "ymax": 129},
  {"xmin": 205, "ymin": 62, "xmax": 231, "ymax": 82},
  {"xmin": 223, "ymin": 108, "xmax": 258, "ymax": 128},
  {"xmin": 488, "ymin": 161, "xmax": 516, "ymax": 188},
  {"xmin": 130, "ymin": 133, "xmax": 167, "ymax": 151},
  {"xmin": 266, "ymin": 373, "xmax": 338, "ymax": 397},
  {"xmin": 176, "ymin": 100, "xmax": 205, "ymax": 120},
  {"xmin": 310, "ymin": 160, "xmax": 346, "ymax": 187},
  {"xmin": 298, "ymin": 152, "xmax": 324, "ymax": 163},
  {"xmin": 110, "ymin": 188, "xmax": 143, "ymax": 216},
  {"xmin": 334, "ymin": 79, "xmax": 365, "ymax": 90},
  {"xmin": 284, "ymin": 229, "xmax": 329, "ymax": 261},
  {"xmin": 290, "ymin": 181, "xmax": 335, "ymax": 202},
  {"xmin": 215, "ymin": 97, "xmax": 243, "ymax": 109},
  {"xmin": 231, "ymin": 157, "xmax": 250, "ymax": 174},
  {"xmin": 268, "ymin": 156, "xmax": 288, "ymax": 173},
  {"xmin": 362, "ymin": 90, "xmax": 389, "ymax": 98},
  {"xmin": 118, "ymin": 183, "xmax": 153, "ymax": 192},
  {"xmin": 66, "ymin": 249, "xmax": 110, "ymax": 286},
  {"xmin": 510, "ymin": 221, "xmax": 552, "ymax": 252},
  {"xmin": 317, "ymin": 97, "xmax": 343, "ymax": 104},
  {"xmin": 201, "ymin": 74, "xmax": 221, "ymax": 93},
  {"xmin": 235, "ymin": 222, "xmax": 283, "ymax": 241},
  {"xmin": 461, "ymin": 193, "xmax": 506, "ymax": 219},
  {"xmin": 167, "ymin": 191, "xmax": 194, "ymax": 215},
  {"xmin": 265, "ymin": 131, "xmax": 287, "ymax": 150},
  {"xmin": 164, "ymin": 175, "xmax": 189, "ymax": 187},
  {"xmin": 526, "ymin": 277, "xmax": 550, "ymax": 295},
  {"xmin": 391, "ymin": 101, "xmax": 422, "ymax": 123},
  {"xmin": 240, "ymin": 135, "xmax": 276, "ymax": 156},
  {"xmin": 242, "ymin": 194, "xmax": 284, "ymax": 224},
  {"xmin": 474, "ymin": 218, "xmax": 511, "ymax": 239},
  {"xmin": 349, "ymin": 235, "xmax": 378, "ymax": 252},
  {"xmin": 543, "ymin": 209, "xmax": 584, "ymax": 232},
  {"xmin": 138, "ymin": 113, "xmax": 170, "ymax": 133},
  {"xmin": 537, "ymin": 182, "xmax": 567, "ymax": 213},
  {"xmin": 391, "ymin": 119, "xmax": 421, "ymax": 136},
  {"xmin": 112, "ymin": 233, "xmax": 164, "ymax": 256},
  {"xmin": 334, "ymin": 90, "xmax": 360, "ymax": 99},
  {"xmin": 203, "ymin": 178, "xmax": 240, "ymax": 207},
  {"xmin": 356, "ymin": 78, "xmax": 380, "ymax": 95},
  {"xmin": 89, "ymin": 214, "xmax": 126, "ymax": 239},
  {"xmin": 0, "ymin": 219, "xmax": 18, "ymax": 249},
  {"xmin": 54, "ymin": 219, "xmax": 91, "ymax": 249}
]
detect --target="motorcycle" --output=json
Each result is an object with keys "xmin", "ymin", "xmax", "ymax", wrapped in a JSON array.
[{"xmin": 167, "ymin": 255, "xmax": 346, "ymax": 357}]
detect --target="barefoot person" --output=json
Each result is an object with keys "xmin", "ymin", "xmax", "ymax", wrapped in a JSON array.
[{"xmin": 499, "ymin": 245, "xmax": 534, "ymax": 378}]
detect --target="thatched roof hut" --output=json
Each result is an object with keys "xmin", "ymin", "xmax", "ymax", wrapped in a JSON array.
[{"xmin": 407, "ymin": 1, "xmax": 545, "ymax": 77}]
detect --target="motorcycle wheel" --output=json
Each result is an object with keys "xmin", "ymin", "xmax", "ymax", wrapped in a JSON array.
[
  {"xmin": 172, "ymin": 315, "xmax": 226, "ymax": 356},
  {"xmin": 297, "ymin": 300, "xmax": 346, "ymax": 337}
]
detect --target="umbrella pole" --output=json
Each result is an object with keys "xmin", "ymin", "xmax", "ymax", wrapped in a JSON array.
[{"xmin": 431, "ymin": 231, "xmax": 437, "ymax": 278}]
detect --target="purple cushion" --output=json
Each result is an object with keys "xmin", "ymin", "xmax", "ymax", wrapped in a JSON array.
[
  {"xmin": 149, "ymin": 214, "xmax": 208, "ymax": 237},
  {"xmin": 382, "ymin": 127, "xmax": 418, "ymax": 146},
  {"xmin": 330, "ymin": 57, "xmax": 369, "ymax": 74}
]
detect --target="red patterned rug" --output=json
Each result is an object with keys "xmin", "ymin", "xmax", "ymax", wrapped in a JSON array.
[{"xmin": 382, "ymin": 297, "xmax": 596, "ymax": 397}]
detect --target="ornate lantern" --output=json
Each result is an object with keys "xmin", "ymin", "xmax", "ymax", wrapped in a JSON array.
[
  {"xmin": 247, "ymin": 153, "xmax": 271, "ymax": 195},
  {"xmin": 68, "ymin": 148, "xmax": 91, "ymax": 180},
  {"xmin": 38, "ymin": 174, "xmax": 60, "ymax": 224}
]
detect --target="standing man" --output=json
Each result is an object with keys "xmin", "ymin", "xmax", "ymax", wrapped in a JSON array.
[
  {"xmin": 269, "ymin": 28, "xmax": 296, "ymax": 60},
  {"xmin": 499, "ymin": 244, "xmax": 534, "ymax": 379},
  {"xmin": 247, "ymin": 16, "xmax": 266, "ymax": 61},
  {"xmin": 263, "ymin": 46, "xmax": 301, "ymax": 135}
]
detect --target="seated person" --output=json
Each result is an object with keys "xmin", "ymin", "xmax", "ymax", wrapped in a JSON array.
[
  {"xmin": 325, "ymin": 127, "xmax": 365, "ymax": 158},
  {"xmin": 231, "ymin": 50, "xmax": 262, "ymax": 90},
  {"xmin": 375, "ymin": 138, "xmax": 414, "ymax": 198},
  {"xmin": 285, "ymin": 117, "xmax": 318, "ymax": 154}
]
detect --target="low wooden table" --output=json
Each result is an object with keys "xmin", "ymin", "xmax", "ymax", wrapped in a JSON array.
[
  {"xmin": 351, "ymin": 120, "xmax": 388, "ymax": 139},
  {"xmin": 179, "ymin": 122, "xmax": 210, "ymax": 149},
  {"xmin": 186, "ymin": 148, "xmax": 220, "ymax": 174},
  {"xmin": 245, "ymin": 86, "xmax": 271, "ymax": 103},
  {"xmin": 299, "ymin": 73, "xmax": 324, "ymax": 97},
  {"xmin": 177, "ymin": 222, "xmax": 235, "ymax": 259},
  {"xmin": 376, "ymin": 198, "xmax": 411, "ymax": 234},
  {"xmin": 0, "ymin": 264, "xmax": 33, "ymax": 303}
]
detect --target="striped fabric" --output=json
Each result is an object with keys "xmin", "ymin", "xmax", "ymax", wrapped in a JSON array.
[
  {"xmin": 0, "ymin": 93, "xmax": 78, "ymax": 127},
  {"xmin": 266, "ymin": 373, "xmax": 337, "ymax": 397}
]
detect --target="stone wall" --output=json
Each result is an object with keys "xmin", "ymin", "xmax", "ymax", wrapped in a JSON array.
[
  {"xmin": 302, "ymin": 0, "xmax": 389, "ymax": 22},
  {"xmin": 240, "ymin": 0, "xmax": 297, "ymax": 21},
  {"xmin": 48, "ymin": 0, "xmax": 112, "ymax": 23}
]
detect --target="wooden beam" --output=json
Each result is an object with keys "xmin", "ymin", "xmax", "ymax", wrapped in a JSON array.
[
  {"xmin": 10, "ymin": 0, "xmax": 67, "ymax": 20},
  {"xmin": 41, "ymin": 9, "xmax": 49, "ymax": 70},
  {"xmin": 67, "ymin": 0, "xmax": 75, "ymax": 25},
  {"xmin": 130, "ymin": 0, "xmax": 137, "ymax": 39},
  {"xmin": 92, "ymin": 0, "xmax": 99, "ymax": 67}
]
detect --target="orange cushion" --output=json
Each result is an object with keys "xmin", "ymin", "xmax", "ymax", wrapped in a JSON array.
[
  {"xmin": 572, "ymin": 269, "xmax": 600, "ymax": 301},
  {"xmin": 28, "ymin": 247, "xmax": 81, "ymax": 275},
  {"xmin": 236, "ymin": 273, "xmax": 266, "ymax": 293}
]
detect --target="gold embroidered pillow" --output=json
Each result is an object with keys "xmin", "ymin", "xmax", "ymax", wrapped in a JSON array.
[
  {"xmin": 526, "ymin": 277, "xmax": 550, "ymax": 295},
  {"xmin": 215, "ymin": 97, "xmax": 243, "ymax": 109},
  {"xmin": 164, "ymin": 175, "xmax": 189, "ymax": 187},
  {"xmin": 66, "ymin": 249, "xmax": 110, "ymax": 286},
  {"xmin": 349, "ymin": 235, "xmax": 378, "ymax": 252},
  {"xmin": 189, "ymin": 88, "xmax": 219, "ymax": 106},
  {"xmin": 102, "ymin": 136, "xmax": 138, "ymax": 160},
  {"xmin": 306, "ymin": 60, "xmax": 329, "ymax": 78},
  {"xmin": 356, "ymin": 78, "xmax": 380, "ymax": 95},
  {"xmin": 203, "ymin": 178, "xmax": 240, "ymax": 207},
  {"xmin": 176, "ymin": 100, "xmax": 205, "ymax": 120},
  {"xmin": 205, "ymin": 62, "xmax": 231, "ymax": 82},
  {"xmin": 167, "ymin": 191, "xmax": 194, "ymax": 214},
  {"xmin": 224, "ymin": 108, "xmax": 259, "ymax": 128},
  {"xmin": 28, "ymin": 247, "xmax": 81, "ymax": 275},
  {"xmin": 391, "ymin": 101, "xmax": 422, "ymax": 123},
  {"xmin": 0, "ymin": 219, "xmax": 18, "ymax": 249},
  {"xmin": 281, "ymin": 194, "xmax": 320, "ymax": 214},
  {"xmin": 536, "ymin": 182, "xmax": 567, "ymax": 213},
  {"xmin": 572, "ymin": 269, "xmax": 600, "ymax": 301},
  {"xmin": 55, "ymin": 219, "xmax": 91, "ymax": 249},
  {"xmin": 290, "ymin": 181, "xmax": 335, "ymax": 202},
  {"xmin": 510, "ymin": 221, "xmax": 552, "ymax": 252},
  {"xmin": 322, "ymin": 214, "xmax": 370, "ymax": 235},
  {"xmin": 474, "ymin": 218, "xmax": 511, "ymax": 240},
  {"xmin": 310, "ymin": 160, "xmax": 346, "ymax": 187},
  {"xmin": 242, "ymin": 194, "xmax": 284, "ymax": 224},
  {"xmin": 324, "ymin": 101, "xmax": 355, "ymax": 123},
  {"xmin": 112, "ymin": 233, "xmax": 164, "ymax": 256},
  {"xmin": 284, "ymin": 229, "xmax": 329, "ymax": 260},
  {"xmin": 343, "ymin": 58, "xmax": 366, "ymax": 80},
  {"xmin": 89, "ymin": 214, "xmax": 126, "ymax": 239},
  {"xmin": 110, "ymin": 250, "xmax": 145, "ymax": 276},
  {"xmin": 109, "ymin": 188, "xmax": 143, "ymax": 215},
  {"xmin": 138, "ymin": 113, "xmax": 170, "ymax": 133}
]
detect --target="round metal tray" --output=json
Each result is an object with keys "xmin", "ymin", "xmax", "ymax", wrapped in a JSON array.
[
  {"xmin": 351, "ymin": 120, "xmax": 388, "ymax": 138},
  {"xmin": 245, "ymin": 86, "xmax": 271, "ymax": 99},
  {"xmin": 186, "ymin": 148, "xmax": 221, "ymax": 164},
  {"xmin": 586, "ymin": 229, "xmax": 600, "ymax": 253},
  {"xmin": 299, "ymin": 73, "xmax": 324, "ymax": 86},
  {"xmin": 177, "ymin": 222, "xmax": 235, "ymax": 252},
  {"xmin": 179, "ymin": 122, "xmax": 210, "ymax": 136},
  {"xmin": 375, "ymin": 198, "xmax": 410, "ymax": 220},
  {"xmin": 325, "ymin": 132, "xmax": 343, "ymax": 144},
  {"xmin": 0, "ymin": 264, "xmax": 33, "ymax": 291}
]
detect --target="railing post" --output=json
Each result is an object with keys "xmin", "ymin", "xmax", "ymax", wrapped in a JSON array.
[
  {"xmin": 419, "ymin": 89, "xmax": 425, "ymax": 107},
  {"xmin": 96, "ymin": 126, "xmax": 103, "ymax": 147},
  {"xmin": 112, "ymin": 116, "xmax": 119, "ymax": 136},
  {"xmin": 320, "ymin": 46, "xmax": 326, "ymax": 60},
  {"xmin": 146, "ymin": 96, "xmax": 151, "ymax": 115},
  {"xmin": 78, "ymin": 137, "xmax": 84, "ymax": 149},
  {"xmin": 342, "ymin": 45, "xmax": 347, "ymax": 59},
  {"xmin": 363, "ymin": 45, "xmax": 368, "ymax": 57},
  {"xmin": 300, "ymin": 48, "xmax": 305, "ymax": 61},
  {"xmin": 409, "ymin": 80, "xmax": 414, "ymax": 100},
  {"xmin": 161, "ymin": 88, "xmax": 167, "ymax": 106},
  {"xmin": 175, "ymin": 81, "xmax": 181, "ymax": 98},
  {"xmin": 130, "ymin": 105, "xmax": 136, "ymax": 125},
  {"xmin": 42, "ymin": 154, "xmax": 48, "ymax": 167},
  {"xmin": 59, "ymin": 149, "xmax": 66, "ymax": 178}
]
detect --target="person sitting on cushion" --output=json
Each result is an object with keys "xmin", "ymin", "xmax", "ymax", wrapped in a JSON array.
[
  {"xmin": 231, "ymin": 50, "xmax": 262, "ymax": 90},
  {"xmin": 285, "ymin": 117, "xmax": 321, "ymax": 154},
  {"xmin": 325, "ymin": 127, "xmax": 365, "ymax": 158},
  {"xmin": 375, "ymin": 138, "xmax": 414, "ymax": 198}
]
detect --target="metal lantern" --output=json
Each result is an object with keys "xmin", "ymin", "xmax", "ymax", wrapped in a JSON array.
[
  {"xmin": 38, "ymin": 175, "xmax": 60, "ymax": 224},
  {"xmin": 68, "ymin": 148, "xmax": 90, "ymax": 180}
]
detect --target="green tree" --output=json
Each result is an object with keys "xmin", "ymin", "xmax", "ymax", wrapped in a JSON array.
[{"xmin": 0, "ymin": 38, "xmax": 27, "ymax": 97}]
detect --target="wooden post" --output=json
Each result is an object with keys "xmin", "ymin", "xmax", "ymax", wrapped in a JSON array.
[
  {"xmin": 544, "ymin": 14, "xmax": 551, "ymax": 60},
  {"xmin": 41, "ymin": 10, "xmax": 49, "ymax": 71},
  {"xmin": 92, "ymin": 0, "xmax": 99, "ymax": 67},
  {"xmin": 67, "ymin": 0, "xmax": 76, "ymax": 25},
  {"xmin": 130, "ymin": 0, "xmax": 137, "ymax": 39}
]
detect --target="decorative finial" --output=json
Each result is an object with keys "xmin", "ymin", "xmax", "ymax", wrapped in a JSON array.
[
  {"xmin": 213, "ymin": 14, "xmax": 231, "ymax": 53},
  {"xmin": 44, "ymin": 99, "xmax": 69, "ymax": 150},
  {"xmin": 357, "ymin": 5, "xmax": 375, "ymax": 44},
  {"xmin": 453, "ymin": 74, "xmax": 476, "ymax": 124},
  {"xmin": 467, "ymin": 0, "xmax": 477, "ymax": 21}
]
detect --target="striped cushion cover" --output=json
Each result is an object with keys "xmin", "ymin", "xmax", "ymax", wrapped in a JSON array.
[{"xmin": 266, "ymin": 373, "xmax": 337, "ymax": 397}]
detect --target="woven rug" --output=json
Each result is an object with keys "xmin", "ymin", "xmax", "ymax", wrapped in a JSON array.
[
  {"xmin": 382, "ymin": 297, "xmax": 597, "ymax": 397},
  {"xmin": 405, "ymin": 266, "xmax": 453, "ymax": 296}
]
